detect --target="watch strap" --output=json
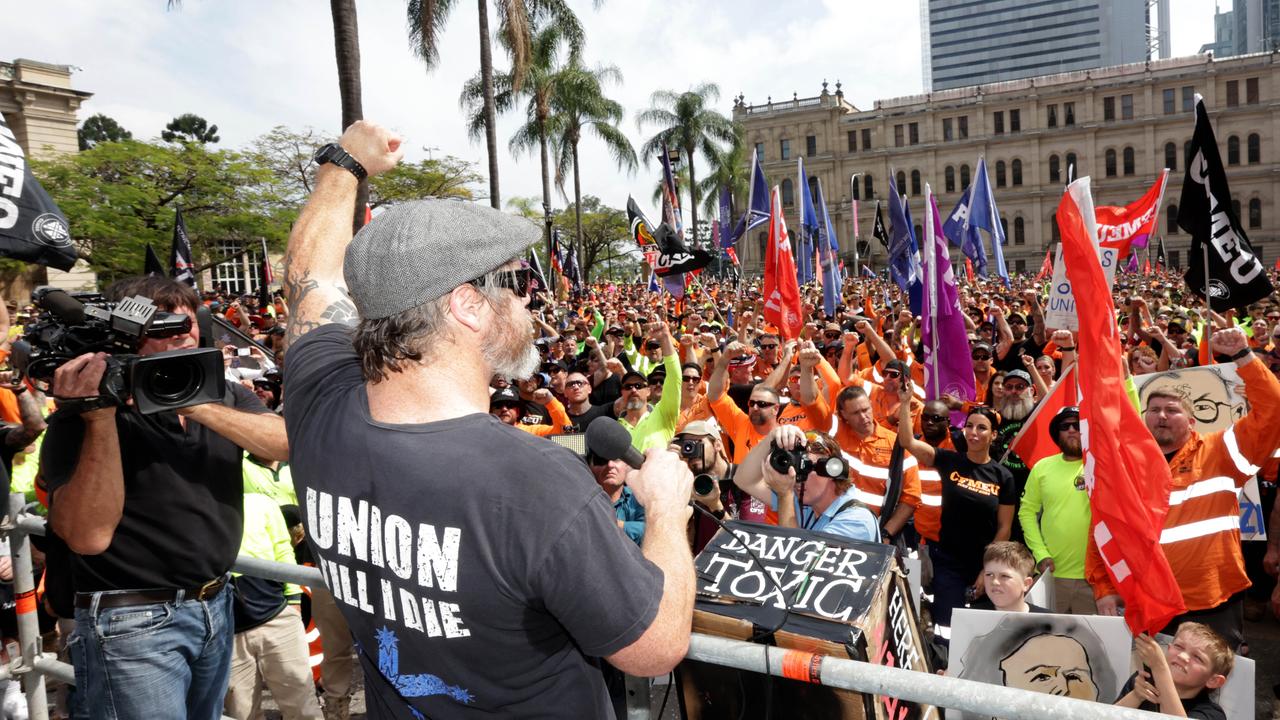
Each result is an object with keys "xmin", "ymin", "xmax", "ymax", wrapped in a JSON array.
[{"xmin": 316, "ymin": 143, "xmax": 368, "ymax": 181}]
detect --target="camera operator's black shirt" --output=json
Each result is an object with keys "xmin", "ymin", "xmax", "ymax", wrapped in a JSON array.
[
  {"xmin": 42, "ymin": 383, "xmax": 270, "ymax": 592},
  {"xmin": 284, "ymin": 325, "xmax": 663, "ymax": 720}
]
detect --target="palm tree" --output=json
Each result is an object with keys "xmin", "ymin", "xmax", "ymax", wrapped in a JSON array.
[
  {"xmin": 407, "ymin": 0, "xmax": 584, "ymax": 210},
  {"xmin": 695, "ymin": 125, "xmax": 748, "ymax": 220},
  {"xmin": 549, "ymin": 62, "xmax": 636, "ymax": 274},
  {"xmin": 330, "ymin": 0, "xmax": 368, "ymax": 232},
  {"xmin": 636, "ymin": 83, "xmax": 737, "ymax": 248}
]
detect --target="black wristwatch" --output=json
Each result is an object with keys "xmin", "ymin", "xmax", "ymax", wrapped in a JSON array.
[{"xmin": 313, "ymin": 143, "xmax": 368, "ymax": 181}]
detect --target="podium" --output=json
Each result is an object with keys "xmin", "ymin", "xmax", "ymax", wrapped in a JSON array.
[{"xmin": 680, "ymin": 521, "xmax": 933, "ymax": 720}]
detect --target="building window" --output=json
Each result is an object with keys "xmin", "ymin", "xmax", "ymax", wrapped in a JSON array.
[
  {"xmin": 1123, "ymin": 147, "xmax": 1135, "ymax": 176},
  {"xmin": 1014, "ymin": 217, "xmax": 1025, "ymax": 245},
  {"xmin": 1000, "ymin": 216, "xmax": 1008, "ymax": 241},
  {"xmin": 1183, "ymin": 140, "xmax": 1191, "ymax": 166},
  {"xmin": 895, "ymin": 124, "xmax": 905, "ymax": 147},
  {"xmin": 807, "ymin": 176, "xmax": 819, "ymax": 202},
  {"xmin": 1250, "ymin": 198, "xmax": 1262, "ymax": 228},
  {"xmin": 1015, "ymin": 259, "xmax": 1027, "ymax": 274},
  {"xmin": 781, "ymin": 178, "xmax": 794, "ymax": 206},
  {"xmin": 909, "ymin": 122, "xmax": 919, "ymax": 145},
  {"xmin": 1163, "ymin": 89, "xmax": 1175, "ymax": 115},
  {"xmin": 1104, "ymin": 96, "xmax": 1115, "ymax": 121},
  {"xmin": 958, "ymin": 116, "xmax": 968, "ymax": 139},
  {"xmin": 960, "ymin": 164, "xmax": 971, "ymax": 189},
  {"xmin": 780, "ymin": 139, "xmax": 791, "ymax": 160},
  {"xmin": 993, "ymin": 111, "xmax": 1004, "ymax": 134},
  {"xmin": 1105, "ymin": 149, "xmax": 1117, "ymax": 177},
  {"xmin": 1064, "ymin": 102, "xmax": 1075, "ymax": 126},
  {"xmin": 212, "ymin": 240, "xmax": 261, "ymax": 295},
  {"xmin": 1228, "ymin": 135, "xmax": 1240, "ymax": 165},
  {"xmin": 862, "ymin": 129, "xmax": 872, "ymax": 150},
  {"xmin": 864, "ymin": 174, "xmax": 874, "ymax": 199},
  {"xmin": 1066, "ymin": 152, "xmax": 1077, "ymax": 178},
  {"xmin": 1010, "ymin": 109, "xmax": 1021, "ymax": 132},
  {"xmin": 1247, "ymin": 77, "xmax": 1259, "ymax": 104},
  {"xmin": 1167, "ymin": 204, "xmax": 1179, "ymax": 234},
  {"xmin": 911, "ymin": 169, "xmax": 921, "ymax": 196},
  {"xmin": 1182, "ymin": 86, "xmax": 1195, "ymax": 112},
  {"xmin": 914, "ymin": 224, "xmax": 922, "ymax": 242},
  {"xmin": 1051, "ymin": 214, "xmax": 1060, "ymax": 244},
  {"xmin": 1169, "ymin": 250, "xmax": 1180, "ymax": 268},
  {"xmin": 1164, "ymin": 141, "xmax": 1177, "ymax": 171},
  {"xmin": 896, "ymin": 170, "xmax": 907, "ymax": 192},
  {"xmin": 1049, "ymin": 154, "xmax": 1060, "ymax": 183},
  {"xmin": 1121, "ymin": 94, "xmax": 1133, "ymax": 120},
  {"xmin": 1248, "ymin": 133, "xmax": 1261, "ymax": 164},
  {"xmin": 945, "ymin": 166, "xmax": 956, "ymax": 193},
  {"xmin": 996, "ymin": 160, "xmax": 1007, "ymax": 188},
  {"xmin": 1012, "ymin": 159, "xmax": 1023, "ymax": 186},
  {"xmin": 1232, "ymin": 197, "xmax": 1241, "ymax": 220},
  {"xmin": 755, "ymin": 142, "xmax": 765, "ymax": 161},
  {"xmin": 1227, "ymin": 80, "xmax": 1239, "ymax": 107},
  {"xmin": 851, "ymin": 180, "xmax": 860, "ymax": 201},
  {"xmin": 847, "ymin": 130, "xmax": 857, "ymax": 152},
  {"xmin": 805, "ymin": 135, "xmax": 817, "ymax": 156},
  {"xmin": 1047, "ymin": 104, "xmax": 1058, "ymax": 128},
  {"xmin": 943, "ymin": 118, "xmax": 953, "ymax": 142}
]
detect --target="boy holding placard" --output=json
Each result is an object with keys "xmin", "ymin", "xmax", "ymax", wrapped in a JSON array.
[{"xmin": 1115, "ymin": 623, "xmax": 1230, "ymax": 719}]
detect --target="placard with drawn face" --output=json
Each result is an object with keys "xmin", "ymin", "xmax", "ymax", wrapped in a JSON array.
[{"xmin": 949, "ymin": 610, "xmax": 1130, "ymax": 720}]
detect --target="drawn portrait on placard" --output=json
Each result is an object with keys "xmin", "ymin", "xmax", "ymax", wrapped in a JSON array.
[{"xmin": 1136, "ymin": 365, "xmax": 1245, "ymax": 433}]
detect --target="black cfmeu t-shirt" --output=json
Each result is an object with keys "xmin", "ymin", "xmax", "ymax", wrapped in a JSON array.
[
  {"xmin": 284, "ymin": 325, "xmax": 664, "ymax": 719},
  {"xmin": 567, "ymin": 402, "xmax": 615, "ymax": 434},
  {"xmin": 933, "ymin": 449, "xmax": 1017, "ymax": 576},
  {"xmin": 42, "ymin": 383, "xmax": 270, "ymax": 592}
]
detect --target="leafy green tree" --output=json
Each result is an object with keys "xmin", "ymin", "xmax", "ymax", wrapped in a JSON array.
[
  {"xmin": 552, "ymin": 195, "xmax": 632, "ymax": 282},
  {"xmin": 161, "ymin": 113, "xmax": 220, "ymax": 144},
  {"xmin": 549, "ymin": 62, "xmax": 635, "ymax": 260},
  {"xmin": 31, "ymin": 139, "xmax": 290, "ymax": 285},
  {"xmin": 637, "ymin": 83, "xmax": 737, "ymax": 247},
  {"xmin": 368, "ymin": 157, "xmax": 482, "ymax": 207},
  {"xmin": 77, "ymin": 114, "xmax": 133, "ymax": 151},
  {"xmin": 245, "ymin": 126, "xmax": 335, "ymax": 206},
  {"xmin": 696, "ymin": 125, "xmax": 748, "ymax": 219},
  {"xmin": 506, "ymin": 196, "xmax": 543, "ymax": 221}
]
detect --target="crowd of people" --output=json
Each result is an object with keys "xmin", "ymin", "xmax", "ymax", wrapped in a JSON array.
[{"xmin": 0, "ymin": 121, "xmax": 1277, "ymax": 718}]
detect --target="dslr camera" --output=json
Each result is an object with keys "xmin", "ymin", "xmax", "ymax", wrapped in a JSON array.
[
  {"xmin": 12, "ymin": 287, "xmax": 225, "ymax": 414},
  {"xmin": 768, "ymin": 441, "xmax": 813, "ymax": 479}
]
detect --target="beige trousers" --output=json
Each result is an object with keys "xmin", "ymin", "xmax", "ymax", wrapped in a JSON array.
[
  {"xmin": 309, "ymin": 585, "xmax": 361, "ymax": 702},
  {"xmin": 1053, "ymin": 577, "xmax": 1098, "ymax": 615},
  {"xmin": 224, "ymin": 605, "xmax": 323, "ymax": 720}
]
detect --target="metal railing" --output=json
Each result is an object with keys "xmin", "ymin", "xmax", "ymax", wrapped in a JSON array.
[{"xmin": 1, "ymin": 497, "xmax": 1165, "ymax": 720}]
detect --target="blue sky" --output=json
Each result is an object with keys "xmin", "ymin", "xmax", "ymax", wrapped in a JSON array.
[{"xmin": 4, "ymin": 0, "xmax": 1215, "ymax": 217}]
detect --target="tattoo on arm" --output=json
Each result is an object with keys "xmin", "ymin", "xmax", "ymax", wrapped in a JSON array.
[{"xmin": 283, "ymin": 260, "xmax": 358, "ymax": 348}]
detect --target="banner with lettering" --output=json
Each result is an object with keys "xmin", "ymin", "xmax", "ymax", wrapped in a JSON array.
[{"xmin": 0, "ymin": 114, "xmax": 77, "ymax": 270}]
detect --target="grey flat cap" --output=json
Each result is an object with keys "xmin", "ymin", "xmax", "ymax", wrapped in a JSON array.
[{"xmin": 344, "ymin": 198, "xmax": 540, "ymax": 319}]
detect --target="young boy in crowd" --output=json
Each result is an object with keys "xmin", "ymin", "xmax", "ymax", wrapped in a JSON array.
[
  {"xmin": 1115, "ymin": 623, "xmax": 1231, "ymax": 719},
  {"xmin": 971, "ymin": 541, "xmax": 1051, "ymax": 614}
]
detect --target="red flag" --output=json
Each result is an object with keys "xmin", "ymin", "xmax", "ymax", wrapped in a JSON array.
[
  {"xmin": 1060, "ymin": 178, "xmax": 1184, "ymax": 636},
  {"xmin": 963, "ymin": 257, "xmax": 974, "ymax": 283},
  {"xmin": 1142, "ymin": 257, "xmax": 1152, "ymax": 275},
  {"xmin": 1008, "ymin": 367, "xmax": 1076, "ymax": 469},
  {"xmin": 763, "ymin": 187, "xmax": 803, "ymax": 340},
  {"xmin": 1095, "ymin": 170, "xmax": 1168, "ymax": 259},
  {"xmin": 364, "ymin": 204, "xmax": 373, "ymax": 226},
  {"xmin": 1035, "ymin": 249, "xmax": 1052, "ymax": 280},
  {"xmin": 725, "ymin": 247, "xmax": 739, "ymax": 266}
]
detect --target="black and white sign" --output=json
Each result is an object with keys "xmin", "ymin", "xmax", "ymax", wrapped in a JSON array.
[{"xmin": 0, "ymin": 114, "xmax": 77, "ymax": 270}]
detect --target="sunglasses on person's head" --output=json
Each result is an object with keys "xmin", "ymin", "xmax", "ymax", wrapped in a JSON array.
[
  {"xmin": 471, "ymin": 266, "xmax": 534, "ymax": 297},
  {"xmin": 748, "ymin": 399, "xmax": 777, "ymax": 409},
  {"xmin": 622, "ymin": 382, "xmax": 646, "ymax": 391}
]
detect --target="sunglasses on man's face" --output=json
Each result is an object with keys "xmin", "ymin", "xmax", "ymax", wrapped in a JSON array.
[
  {"xmin": 1058, "ymin": 421, "xmax": 1080, "ymax": 432},
  {"xmin": 921, "ymin": 413, "xmax": 949, "ymax": 423},
  {"xmin": 682, "ymin": 375, "xmax": 702, "ymax": 383},
  {"xmin": 759, "ymin": 343, "xmax": 779, "ymax": 351},
  {"xmin": 472, "ymin": 267, "xmax": 534, "ymax": 297},
  {"xmin": 972, "ymin": 354, "xmax": 992, "ymax": 361},
  {"xmin": 824, "ymin": 331, "xmax": 841, "ymax": 339},
  {"xmin": 748, "ymin": 399, "xmax": 777, "ymax": 409},
  {"xmin": 621, "ymin": 382, "xmax": 646, "ymax": 391},
  {"xmin": 883, "ymin": 370, "xmax": 902, "ymax": 379},
  {"xmin": 565, "ymin": 380, "xmax": 588, "ymax": 389}
]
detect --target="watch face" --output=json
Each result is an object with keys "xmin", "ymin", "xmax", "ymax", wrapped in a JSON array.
[{"xmin": 313, "ymin": 143, "xmax": 338, "ymax": 164}]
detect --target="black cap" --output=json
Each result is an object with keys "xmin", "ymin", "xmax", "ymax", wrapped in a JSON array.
[
  {"xmin": 490, "ymin": 387, "xmax": 521, "ymax": 407},
  {"xmin": 1049, "ymin": 406, "xmax": 1080, "ymax": 438},
  {"xmin": 621, "ymin": 370, "xmax": 647, "ymax": 385}
]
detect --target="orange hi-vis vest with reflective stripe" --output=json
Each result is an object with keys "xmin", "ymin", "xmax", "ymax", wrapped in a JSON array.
[
  {"xmin": 834, "ymin": 422, "xmax": 921, "ymax": 517},
  {"xmin": 1087, "ymin": 358, "xmax": 1280, "ymax": 612},
  {"xmin": 915, "ymin": 433, "xmax": 956, "ymax": 543}
]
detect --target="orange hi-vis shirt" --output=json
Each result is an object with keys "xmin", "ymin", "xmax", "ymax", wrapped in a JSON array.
[
  {"xmin": 778, "ymin": 392, "xmax": 830, "ymax": 433},
  {"xmin": 914, "ymin": 432, "xmax": 956, "ymax": 543},
  {"xmin": 1087, "ymin": 358, "xmax": 1280, "ymax": 612},
  {"xmin": 833, "ymin": 422, "xmax": 921, "ymax": 517},
  {"xmin": 709, "ymin": 393, "xmax": 769, "ymax": 464},
  {"xmin": 517, "ymin": 397, "xmax": 571, "ymax": 438}
]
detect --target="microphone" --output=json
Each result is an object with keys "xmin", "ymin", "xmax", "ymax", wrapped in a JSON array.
[
  {"xmin": 585, "ymin": 416, "xmax": 645, "ymax": 469},
  {"xmin": 34, "ymin": 288, "xmax": 85, "ymax": 325}
]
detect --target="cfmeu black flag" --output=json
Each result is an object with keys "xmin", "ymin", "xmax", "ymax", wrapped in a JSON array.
[
  {"xmin": 0, "ymin": 114, "xmax": 77, "ymax": 270},
  {"xmin": 1178, "ymin": 96, "xmax": 1274, "ymax": 311},
  {"xmin": 872, "ymin": 200, "xmax": 890, "ymax": 249},
  {"xmin": 144, "ymin": 243, "xmax": 165, "ymax": 275},
  {"xmin": 170, "ymin": 206, "xmax": 196, "ymax": 287},
  {"xmin": 649, "ymin": 222, "xmax": 711, "ymax": 277}
]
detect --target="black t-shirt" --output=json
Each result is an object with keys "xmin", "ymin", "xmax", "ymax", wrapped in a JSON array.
[
  {"xmin": 966, "ymin": 597, "xmax": 1052, "ymax": 613},
  {"xmin": 1116, "ymin": 673, "xmax": 1226, "ymax": 719},
  {"xmin": 284, "ymin": 325, "xmax": 664, "ymax": 719},
  {"xmin": 42, "ymin": 383, "xmax": 270, "ymax": 592},
  {"xmin": 995, "ymin": 337, "xmax": 1040, "ymax": 372},
  {"xmin": 589, "ymin": 375, "xmax": 622, "ymax": 407},
  {"xmin": 728, "ymin": 383, "xmax": 754, "ymax": 413},
  {"xmin": 518, "ymin": 398, "xmax": 551, "ymax": 426},
  {"xmin": 933, "ymin": 449, "xmax": 1018, "ymax": 576},
  {"xmin": 567, "ymin": 402, "xmax": 615, "ymax": 434}
]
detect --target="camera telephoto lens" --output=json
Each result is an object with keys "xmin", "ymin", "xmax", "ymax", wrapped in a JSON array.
[
  {"xmin": 141, "ymin": 359, "xmax": 201, "ymax": 404},
  {"xmin": 693, "ymin": 474, "xmax": 716, "ymax": 497}
]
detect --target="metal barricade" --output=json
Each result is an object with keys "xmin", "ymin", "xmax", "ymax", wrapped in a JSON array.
[{"xmin": 0, "ymin": 498, "xmax": 1164, "ymax": 720}]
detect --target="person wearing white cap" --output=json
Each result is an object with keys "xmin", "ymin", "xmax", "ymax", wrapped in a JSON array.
[{"xmin": 280, "ymin": 121, "xmax": 696, "ymax": 718}]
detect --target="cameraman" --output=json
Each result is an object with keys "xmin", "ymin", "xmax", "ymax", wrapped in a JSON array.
[
  {"xmin": 669, "ymin": 420, "xmax": 767, "ymax": 553},
  {"xmin": 41, "ymin": 276, "xmax": 288, "ymax": 720}
]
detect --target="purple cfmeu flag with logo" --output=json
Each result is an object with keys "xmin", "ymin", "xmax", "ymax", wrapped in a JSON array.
[{"xmin": 922, "ymin": 192, "xmax": 977, "ymax": 407}]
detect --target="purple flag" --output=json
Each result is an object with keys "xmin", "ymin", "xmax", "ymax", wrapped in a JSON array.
[{"xmin": 923, "ymin": 192, "xmax": 977, "ymax": 409}]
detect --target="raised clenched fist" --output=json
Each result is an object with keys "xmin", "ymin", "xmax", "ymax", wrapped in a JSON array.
[{"xmin": 337, "ymin": 120, "xmax": 405, "ymax": 177}]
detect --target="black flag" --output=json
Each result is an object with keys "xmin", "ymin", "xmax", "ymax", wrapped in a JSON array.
[
  {"xmin": 0, "ymin": 114, "xmax": 77, "ymax": 270},
  {"xmin": 650, "ymin": 222, "xmax": 712, "ymax": 277},
  {"xmin": 526, "ymin": 249, "xmax": 548, "ymax": 296},
  {"xmin": 872, "ymin": 200, "xmax": 890, "ymax": 249},
  {"xmin": 144, "ymin": 243, "xmax": 165, "ymax": 275},
  {"xmin": 1178, "ymin": 96, "xmax": 1274, "ymax": 311},
  {"xmin": 258, "ymin": 239, "xmax": 273, "ymax": 308},
  {"xmin": 170, "ymin": 206, "xmax": 196, "ymax": 287}
]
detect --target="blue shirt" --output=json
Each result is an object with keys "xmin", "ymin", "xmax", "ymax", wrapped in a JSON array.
[
  {"xmin": 613, "ymin": 487, "xmax": 645, "ymax": 545},
  {"xmin": 769, "ymin": 488, "xmax": 882, "ymax": 543}
]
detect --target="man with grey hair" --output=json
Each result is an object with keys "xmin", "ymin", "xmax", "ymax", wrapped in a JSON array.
[{"xmin": 281, "ymin": 121, "xmax": 695, "ymax": 718}]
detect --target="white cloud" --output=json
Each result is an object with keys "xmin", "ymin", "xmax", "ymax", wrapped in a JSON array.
[{"xmin": 3, "ymin": 0, "xmax": 1217, "ymax": 217}]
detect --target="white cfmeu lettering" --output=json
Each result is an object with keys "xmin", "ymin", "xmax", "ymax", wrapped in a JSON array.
[{"xmin": 1189, "ymin": 151, "xmax": 1264, "ymax": 285}]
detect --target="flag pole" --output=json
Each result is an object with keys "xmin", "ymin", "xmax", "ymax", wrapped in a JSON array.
[
  {"xmin": 850, "ymin": 173, "xmax": 863, "ymax": 273},
  {"xmin": 924, "ymin": 183, "xmax": 940, "ymax": 399},
  {"xmin": 1203, "ymin": 241, "xmax": 1214, "ymax": 364}
]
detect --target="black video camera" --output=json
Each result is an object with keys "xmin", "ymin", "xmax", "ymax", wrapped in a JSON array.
[{"xmin": 12, "ymin": 287, "xmax": 225, "ymax": 414}]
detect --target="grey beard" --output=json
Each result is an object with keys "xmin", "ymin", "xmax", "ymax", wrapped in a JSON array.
[
  {"xmin": 997, "ymin": 394, "xmax": 1036, "ymax": 422},
  {"xmin": 625, "ymin": 398, "xmax": 646, "ymax": 413},
  {"xmin": 484, "ymin": 311, "xmax": 541, "ymax": 380}
]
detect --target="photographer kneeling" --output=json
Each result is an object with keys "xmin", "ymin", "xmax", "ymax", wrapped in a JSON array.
[
  {"xmin": 40, "ymin": 276, "xmax": 288, "ymax": 720},
  {"xmin": 734, "ymin": 426, "xmax": 881, "ymax": 543}
]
